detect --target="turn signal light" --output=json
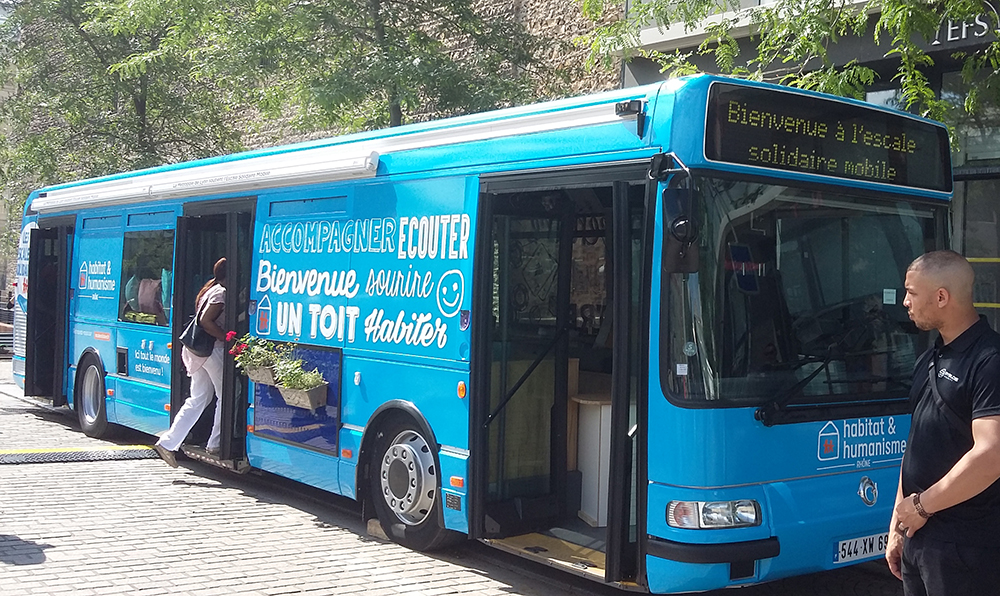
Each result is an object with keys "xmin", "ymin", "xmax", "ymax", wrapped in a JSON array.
[
  {"xmin": 164, "ymin": 404, "xmax": 170, "ymax": 412},
  {"xmin": 106, "ymin": 389, "xmax": 114, "ymax": 397},
  {"xmin": 457, "ymin": 381, "xmax": 467, "ymax": 399},
  {"xmin": 450, "ymin": 476, "xmax": 464, "ymax": 488},
  {"xmin": 341, "ymin": 449, "xmax": 353, "ymax": 459}
]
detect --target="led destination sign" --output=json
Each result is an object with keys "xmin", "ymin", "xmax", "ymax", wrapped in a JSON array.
[{"xmin": 705, "ymin": 83, "xmax": 952, "ymax": 193}]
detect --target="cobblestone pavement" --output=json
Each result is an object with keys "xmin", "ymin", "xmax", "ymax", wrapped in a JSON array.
[{"xmin": 0, "ymin": 360, "xmax": 902, "ymax": 595}]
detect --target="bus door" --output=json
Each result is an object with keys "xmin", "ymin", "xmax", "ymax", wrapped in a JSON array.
[
  {"xmin": 472, "ymin": 166, "xmax": 648, "ymax": 585},
  {"xmin": 25, "ymin": 218, "xmax": 74, "ymax": 404},
  {"xmin": 479, "ymin": 189, "xmax": 572, "ymax": 537},
  {"xmin": 172, "ymin": 201, "xmax": 253, "ymax": 468}
]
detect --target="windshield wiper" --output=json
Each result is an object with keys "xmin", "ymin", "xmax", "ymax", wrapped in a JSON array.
[{"xmin": 754, "ymin": 345, "xmax": 834, "ymax": 427}]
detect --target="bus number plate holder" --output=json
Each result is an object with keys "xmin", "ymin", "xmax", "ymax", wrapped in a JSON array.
[{"xmin": 834, "ymin": 532, "xmax": 888, "ymax": 564}]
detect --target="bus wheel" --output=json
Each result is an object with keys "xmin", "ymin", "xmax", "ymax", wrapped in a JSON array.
[
  {"xmin": 369, "ymin": 417, "xmax": 456, "ymax": 551},
  {"xmin": 76, "ymin": 355, "xmax": 110, "ymax": 439}
]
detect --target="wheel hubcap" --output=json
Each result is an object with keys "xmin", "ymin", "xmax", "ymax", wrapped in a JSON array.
[
  {"xmin": 81, "ymin": 366, "xmax": 101, "ymax": 425},
  {"xmin": 379, "ymin": 429, "xmax": 436, "ymax": 526}
]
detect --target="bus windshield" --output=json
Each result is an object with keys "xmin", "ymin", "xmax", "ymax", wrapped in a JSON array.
[{"xmin": 664, "ymin": 177, "xmax": 946, "ymax": 408}]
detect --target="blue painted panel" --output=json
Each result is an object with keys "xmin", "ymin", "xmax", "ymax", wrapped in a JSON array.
[
  {"xmin": 68, "ymin": 323, "xmax": 117, "ymax": 379},
  {"xmin": 127, "ymin": 211, "xmax": 174, "ymax": 227},
  {"xmin": 103, "ymin": 376, "xmax": 117, "ymax": 421},
  {"xmin": 348, "ymin": 177, "xmax": 477, "ymax": 364},
  {"xmin": 438, "ymin": 450, "xmax": 469, "ymax": 534},
  {"xmin": 269, "ymin": 195, "xmax": 347, "ymax": 217},
  {"xmin": 252, "ymin": 345, "xmax": 341, "ymax": 453},
  {"xmin": 341, "ymin": 355, "xmax": 469, "ymax": 452},
  {"xmin": 645, "ymin": 463, "xmax": 899, "ymax": 593},
  {"xmin": 74, "ymin": 229, "xmax": 123, "ymax": 322},
  {"xmin": 247, "ymin": 433, "xmax": 342, "ymax": 495},
  {"xmin": 117, "ymin": 326, "xmax": 172, "ymax": 385},
  {"xmin": 110, "ymin": 377, "xmax": 169, "ymax": 435},
  {"xmin": 250, "ymin": 176, "xmax": 477, "ymax": 364},
  {"xmin": 66, "ymin": 365, "xmax": 77, "ymax": 408},
  {"xmin": 645, "ymin": 555, "xmax": 730, "ymax": 594},
  {"xmin": 645, "ymin": 398, "xmax": 910, "ymax": 489},
  {"xmin": 82, "ymin": 215, "xmax": 122, "ymax": 229},
  {"xmin": 251, "ymin": 188, "xmax": 356, "ymax": 348},
  {"xmin": 337, "ymin": 427, "xmax": 363, "ymax": 496},
  {"xmin": 338, "ymin": 460, "xmax": 357, "ymax": 499}
]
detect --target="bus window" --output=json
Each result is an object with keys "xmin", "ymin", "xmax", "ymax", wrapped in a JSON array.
[
  {"xmin": 664, "ymin": 177, "xmax": 945, "ymax": 407},
  {"xmin": 119, "ymin": 230, "xmax": 174, "ymax": 326}
]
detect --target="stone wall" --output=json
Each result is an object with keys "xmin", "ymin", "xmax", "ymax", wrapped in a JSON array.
[
  {"xmin": 491, "ymin": 0, "xmax": 620, "ymax": 97},
  {"xmin": 243, "ymin": 0, "xmax": 620, "ymax": 150}
]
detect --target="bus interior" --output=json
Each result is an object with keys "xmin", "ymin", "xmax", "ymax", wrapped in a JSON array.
[{"xmin": 476, "ymin": 173, "xmax": 647, "ymax": 584}]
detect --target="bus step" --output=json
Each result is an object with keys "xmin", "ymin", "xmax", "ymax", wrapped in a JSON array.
[
  {"xmin": 484, "ymin": 532, "xmax": 605, "ymax": 582},
  {"xmin": 180, "ymin": 446, "xmax": 250, "ymax": 473}
]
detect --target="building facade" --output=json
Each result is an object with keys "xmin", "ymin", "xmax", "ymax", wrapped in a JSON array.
[{"xmin": 625, "ymin": 0, "xmax": 1000, "ymax": 327}]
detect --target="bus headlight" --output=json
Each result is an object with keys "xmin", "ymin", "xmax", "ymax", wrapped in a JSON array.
[{"xmin": 667, "ymin": 500, "xmax": 761, "ymax": 529}]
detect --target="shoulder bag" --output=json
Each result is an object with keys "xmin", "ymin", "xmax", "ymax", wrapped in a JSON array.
[{"xmin": 178, "ymin": 291, "xmax": 216, "ymax": 357}]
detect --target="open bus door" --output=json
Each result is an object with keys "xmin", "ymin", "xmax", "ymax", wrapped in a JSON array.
[
  {"xmin": 24, "ymin": 218, "xmax": 73, "ymax": 405},
  {"xmin": 470, "ymin": 166, "xmax": 649, "ymax": 587},
  {"xmin": 172, "ymin": 201, "xmax": 253, "ymax": 470},
  {"xmin": 476, "ymin": 191, "xmax": 573, "ymax": 538}
]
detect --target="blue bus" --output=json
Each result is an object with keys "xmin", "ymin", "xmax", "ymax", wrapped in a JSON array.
[{"xmin": 14, "ymin": 75, "xmax": 951, "ymax": 593}]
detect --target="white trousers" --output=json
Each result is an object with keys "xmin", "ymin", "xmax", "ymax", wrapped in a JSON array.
[{"xmin": 156, "ymin": 345, "xmax": 224, "ymax": 452}]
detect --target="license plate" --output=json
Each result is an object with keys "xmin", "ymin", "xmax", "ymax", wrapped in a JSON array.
[{"xmin": 834, "ymin": 532, "xmax": 888, "ymax": 564}]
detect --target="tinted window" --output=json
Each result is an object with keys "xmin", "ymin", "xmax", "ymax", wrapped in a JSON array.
[{"xmin": 119, "ymin": 230, "xmax": 174, "ymax": 326}]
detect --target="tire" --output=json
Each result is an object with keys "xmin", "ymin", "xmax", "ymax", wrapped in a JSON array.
[
  {"xmin": 76, "ymin": 354, "xmax": 110, "ymax": 439},
  {"xmin": 368, "ymin": 415, "xmax": 459, "ymax": 551}
]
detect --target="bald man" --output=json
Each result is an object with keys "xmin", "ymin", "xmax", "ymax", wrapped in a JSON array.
[{"xmin": 886, "ymin": 250, "xmax": 1000, "ymax": 595}]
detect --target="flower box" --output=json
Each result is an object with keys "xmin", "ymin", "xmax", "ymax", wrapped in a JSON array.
[
  {"xmin": 277, "ymin": 383, "xmax": 328, "ymax": 412},
  {"xmin": 245, "ymin": 365, "xmax": 277, "ymax": 385}
]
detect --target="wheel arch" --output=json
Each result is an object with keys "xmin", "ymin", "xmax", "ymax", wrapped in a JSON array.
[{"xmin": 356, "ymin": 400, "xmax": 442, "ymax": 523}]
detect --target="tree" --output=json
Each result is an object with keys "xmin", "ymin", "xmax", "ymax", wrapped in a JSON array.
[
  {"xmin": 182, "ymin": 0, "xmax": 561, "ymax": 130},
  {"xmin": 0, "ymin": 0, "xmax": 245, "ymax": 216},
  {"xmin": 581, "ymin": 0, "xmax": 1000, "ymax": 126}
]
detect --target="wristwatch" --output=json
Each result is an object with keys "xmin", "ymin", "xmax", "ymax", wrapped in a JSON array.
[{"xmin": 913, "ymin": 492, "xmax": 933, "ymax": 519}]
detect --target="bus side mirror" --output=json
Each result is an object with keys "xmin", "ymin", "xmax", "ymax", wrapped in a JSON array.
[{"xmin": 662, "ymin": 187, "xmax": 699, "ymax": 274}]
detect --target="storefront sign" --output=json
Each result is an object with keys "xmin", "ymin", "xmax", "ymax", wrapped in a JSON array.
[{"xmin": 931, "ymin": 1, "xmax": 999, "ymax": 46}]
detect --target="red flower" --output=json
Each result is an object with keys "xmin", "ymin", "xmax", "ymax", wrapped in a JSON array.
[
  {"xmin": 226, "ymin": 330, "xmax": 238, "ymax": 342},
  {"xmin": 230, "ymin": 343, "xmax": 247, "ymax": 356}
]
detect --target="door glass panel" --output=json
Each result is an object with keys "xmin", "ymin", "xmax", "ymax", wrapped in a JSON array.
[{"xmin": 489, "ymin": 214, "xmax": 562, "ymax": 501}]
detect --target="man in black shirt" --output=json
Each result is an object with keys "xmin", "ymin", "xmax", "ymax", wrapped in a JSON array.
[{"xmin": 886, "ymin": 250, "xmax": 1000, "ymax": 595}]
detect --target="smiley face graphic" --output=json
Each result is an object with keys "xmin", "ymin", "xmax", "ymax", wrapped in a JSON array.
[{"xmin": 436, "ymin": 270, "xmax": 465, "ymax": 318}]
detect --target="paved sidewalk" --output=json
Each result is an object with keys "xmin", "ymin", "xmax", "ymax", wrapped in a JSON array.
[
  {"xmin": 0, "ymin": 365, "xmax": 599, "ymax": 596},
  {"xmin": 0, "ymin": 360, "xmax": 903, "ymax": 596}
]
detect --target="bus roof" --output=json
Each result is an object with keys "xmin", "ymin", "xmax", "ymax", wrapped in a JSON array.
[
  {"xmin": 28, "ymin": 75, "xmax": 952, "ymax": 214},
  {"xmin": 29, "ymin": 80, "xmax": 669, "ymax": 214}
]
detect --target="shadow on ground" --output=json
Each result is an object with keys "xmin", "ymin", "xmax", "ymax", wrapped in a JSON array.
[{"xmin": 0, "ymin": 535, "xmax": 52, "ymax": 565}]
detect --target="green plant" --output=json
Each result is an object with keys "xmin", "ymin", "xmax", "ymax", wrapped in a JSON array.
[
  {"xmin": 229, "ymin": 332, "xmax": 325, "ymax": 389},
  {"xmin": 229, "ymin": 333, "xmax": 290, "ymax": 372},
  {"xmin": 276, "ymin": 360, "xmax": 326, "ymax": 390}
]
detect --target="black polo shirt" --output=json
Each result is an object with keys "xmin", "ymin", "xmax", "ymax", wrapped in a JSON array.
[{"xmin": 901, "ymin": 316, "xmax": 1000, "ymax": 546}]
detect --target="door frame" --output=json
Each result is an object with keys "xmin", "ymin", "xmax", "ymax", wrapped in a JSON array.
[
  {"xmin": 171, "ymin": 198, "xmax": 255, "ymax": 461},
  {"xmin": 469, "ymin": 161, "xmax": 652, "ymax": 584},
  {"xmin": 25, "ymin": 215, "xmax": 74, "ymax": 404},
  {"xmin": 604, "ymin": 178, "xmax": 654, "ymax": 584}
]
